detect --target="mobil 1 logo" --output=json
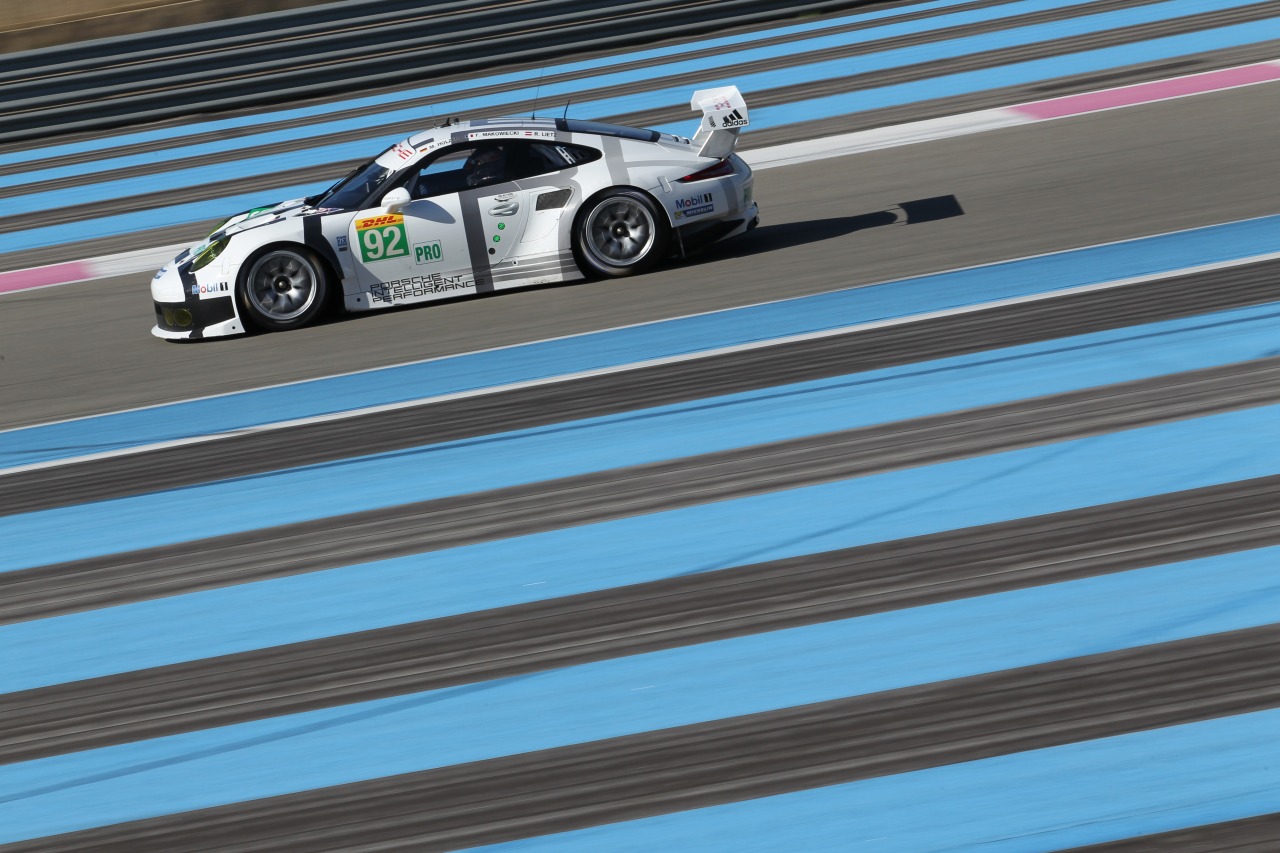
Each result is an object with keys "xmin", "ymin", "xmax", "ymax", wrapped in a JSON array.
[
  {"xmin": 356, "ymin": 214, "xmax": 410, "ymax": 263},
  {"xmin": 413, "ymin": 240, "xmax": 443, "ymax": 265}
]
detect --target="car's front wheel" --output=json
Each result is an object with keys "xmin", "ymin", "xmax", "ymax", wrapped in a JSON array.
[
  {"xmin": 573, "ymin": 189, "xmax": 669, "ymax": 278},
  {"xmin": 237, "ymin": 245, "xmax": 330, "ymax": 332}
]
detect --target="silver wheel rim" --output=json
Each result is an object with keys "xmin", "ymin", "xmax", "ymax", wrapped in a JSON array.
[
  {"xmin": 246, "ymin": 250, "xmax": 319, "ymax": 321},
  {"xmin": 584, "ymin": 196, "xmax": 655, "ymax": 268}
]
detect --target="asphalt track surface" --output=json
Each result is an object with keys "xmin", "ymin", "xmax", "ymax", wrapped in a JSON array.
[
  {"xmin": 5, "ymin": 82, "xmax": 1280, "ymax": 429},
  {"xmin": 6, "ymin": 13, "xmax": 1280, "ymax": 852}
]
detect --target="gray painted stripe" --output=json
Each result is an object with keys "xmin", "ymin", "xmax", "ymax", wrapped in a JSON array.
[
  {"xmin": 3, "ymin": 259, "xmax": 1278, "ymax": 519},
  {"xmin": 457, "ymin": 188, "xmax": 494, "ymax": 294},
  {"xmin": 3, "ymin": 474, "xmax": 1277, "ymax": 765},
  {"xmin": 598, "ymin": 134, "xmax": 629, "ymax": 186},
  {"xmin": 491, "ymin": 253, "xmax": 576, "ymax": 279},
  {"xmin": 13, "ymin": 622, "xmax": 1280, "ymax": 851}
]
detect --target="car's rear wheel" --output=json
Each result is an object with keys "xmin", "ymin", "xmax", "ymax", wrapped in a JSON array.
[
  {"xmin": 573, "ymin": 189, "xmax": 668, "ymax": 278},
  {"xmin": 237, "ymin": 245, "xmax": 329, "ymax": 332}
]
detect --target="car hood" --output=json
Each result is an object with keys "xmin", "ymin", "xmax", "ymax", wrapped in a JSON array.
[{"xmin": 218, "ymin": 197, "xmax": 312, "ymax": 236}]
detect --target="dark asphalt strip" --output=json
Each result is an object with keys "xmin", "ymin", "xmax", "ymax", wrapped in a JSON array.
[
  {"xmin": 5, "ymin": 258, "xmax": 1280, "ymax": 518},
  {"xmin": 11, "ymin": 623, "xmax": 1280, "ymax": 852},
  {"xmin": 0, "ymin": 0, "xmax": 1162, "ymax": 196},
  {"xmin": 4, "ymin": 474, "xmax": 1277, "ymax": 765},
  {"xmin": 3, "ymin": 347, "xmax": 1278, "ymax": 625},
  {"xmin": 1067, "ymin": 812, "xmax": 1280, "ymax": 852}
]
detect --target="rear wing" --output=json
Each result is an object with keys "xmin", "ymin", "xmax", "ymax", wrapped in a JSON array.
[{"xmin": 690, "ymin": 86, "xmax": 749, "ymax": 159}]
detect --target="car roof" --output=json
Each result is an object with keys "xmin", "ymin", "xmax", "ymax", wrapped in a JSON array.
[{"xmin": 406, "ymin": 117, "xmax": 663, "ymax": 149}]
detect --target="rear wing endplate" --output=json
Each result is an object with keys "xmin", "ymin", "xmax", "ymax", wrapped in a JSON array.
[{"xmin": 690, "ymin": 86, "xmax": 749, "ymax": 159}]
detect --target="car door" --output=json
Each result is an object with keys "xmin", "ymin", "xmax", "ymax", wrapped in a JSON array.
[
  {"xmin": 348, "ymin": 195, "xmax": 473, "ymax": 306},
  {"xmin": 350, "ymin": 143, "xmax": 532, "ymax": 301},
  {"xmin": 472, "ymin": 183, "xmax": 531, "ymax": 270}
]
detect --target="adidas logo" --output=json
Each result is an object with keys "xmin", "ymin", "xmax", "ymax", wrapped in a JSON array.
[{"xmin": 720, "ymin": 108, "xmax": 747, "ymax": 128}]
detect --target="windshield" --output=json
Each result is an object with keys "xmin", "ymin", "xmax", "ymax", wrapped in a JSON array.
[{"xmin": 312, "ymin": 157, "xmax": 394, "ymax": 210}]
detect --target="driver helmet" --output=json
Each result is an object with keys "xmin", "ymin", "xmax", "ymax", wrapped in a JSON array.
[{"xmin": 465, "ymin": 146, "xmax": 506, "ymax": 186}]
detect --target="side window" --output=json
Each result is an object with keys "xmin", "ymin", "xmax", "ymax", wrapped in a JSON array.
[
  {"xmin": 519, "ymin": 143, "xmax": 601, "ymax": 178},
  {"xmin": 405, "ymin": 144, "xmax": 516, "ymax": 198},
  {"xmin": 406, "ymin": 148, "xmax": 472, "ymax": 198},
  {"xmin": 401, "ymin": 140, "xmax": 603, "ymax": 198}
]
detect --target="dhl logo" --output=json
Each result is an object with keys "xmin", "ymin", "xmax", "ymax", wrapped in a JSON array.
[{"xmin": 356, "ymin": 214, "xmax": 403, "ymax": 230}]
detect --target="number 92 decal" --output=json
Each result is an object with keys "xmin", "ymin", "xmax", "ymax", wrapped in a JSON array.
[{"xmin": 356, "ymin": 214, "xmax": 409, "ymax": 262}]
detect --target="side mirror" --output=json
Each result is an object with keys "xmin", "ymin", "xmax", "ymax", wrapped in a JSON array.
[{"xmin": 382, "ymin": 187, "xmax": 411, "ymax": 212}]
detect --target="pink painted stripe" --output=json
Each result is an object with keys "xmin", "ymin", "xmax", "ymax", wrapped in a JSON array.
[
  {"xmin": 0, "ymin": 261, "xmax": 96, "ymax": 294},
  {"xmin": 1013, "ymin": 63, "xmax": 1280, "ymax": 120}
]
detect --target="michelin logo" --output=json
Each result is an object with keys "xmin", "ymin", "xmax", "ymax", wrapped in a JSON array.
[{"xmin": 675, "ymin": 204, "xmax": 714, "ymax": 219}]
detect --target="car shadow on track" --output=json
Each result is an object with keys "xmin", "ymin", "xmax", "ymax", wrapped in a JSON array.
[
  {"xmin": 209, "ymin": 195, "xmax": 965, "ymax": 339},
  {"xmin": 688, "ymin": 194, "xmax": 965, "ymax": 266}
]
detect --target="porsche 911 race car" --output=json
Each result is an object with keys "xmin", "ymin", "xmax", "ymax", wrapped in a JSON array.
[{"xmin": 151, "ymin": 86, "xmax": 759, "ymax": 338}]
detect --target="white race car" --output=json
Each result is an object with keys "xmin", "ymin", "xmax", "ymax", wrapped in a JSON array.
[{"xmin": 151, "ymin": 86, "xmax": 759, "ymax": 338}]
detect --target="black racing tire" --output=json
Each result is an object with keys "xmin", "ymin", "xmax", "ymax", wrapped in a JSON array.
[
  {"xmin": 572, "ymin": 188, "xmax": 669, "ymax": 278},
  {"xmin": 236, "ymin": 244, "xmax": 330, "ymax": 332}
]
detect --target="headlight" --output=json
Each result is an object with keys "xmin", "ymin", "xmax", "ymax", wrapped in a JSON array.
[{"xmin": 189, "ymin": 236, "xmax": 230, "ymax": 272}]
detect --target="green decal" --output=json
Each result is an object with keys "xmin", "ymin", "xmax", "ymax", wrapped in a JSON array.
[
  {"xmin": 493, "ymin": 235, "xmax": 501, "ymax": 243},
  {"xmin": 357, "ymin": 219, "xmax": 410, "ymax": 263},
  {"xmin": 497, "ymin": 222, "xmax": 506, "ymax": 230},
  {"xmin": 413, "ymin": 241, "xmax": 444, "ymax": 265}
]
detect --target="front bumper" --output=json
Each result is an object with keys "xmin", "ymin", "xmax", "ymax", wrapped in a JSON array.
[{"xmin": 150, "ymin": 262, "xmax": 245, "ymax": 339}]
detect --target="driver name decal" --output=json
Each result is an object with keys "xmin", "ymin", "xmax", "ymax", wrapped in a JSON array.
[{"xmin": 356, "ymin": 214, "xmax": 409, "ymax": 262}]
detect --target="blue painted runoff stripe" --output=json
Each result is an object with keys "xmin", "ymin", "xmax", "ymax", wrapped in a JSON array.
[
  {"xmin": 733, "ymin": 10, "xmax": 1280, "ymax": 133},
  {"xmin": 0, "ymin": 0, "xmax": 1116, "ymax": 194},
  {"xmin": 4, "ymin": 297, "xmax": 1278, "ymax": 576},
  {"xmin": 4, "ymin": 212, "xmax": 1280, "ymax": 470},
  {"xmin": 0, "ymin": 0, "xmax": 1257, "ymax": 246},
  {"xmin": 5, "ymin": 403, "xmax": 1279, "ymax": 691},
  {"xmin": 0, "ymin": 0, "xmax": 1149, "ymax": 206},
  {"xmin": 480, "ymin": 707, "xmax": 1280, "ymax": 853},
  {"xmin": 0, "ymin": 182, "xmax": 325, "ymax": 255},
  {"xmin": 0, "ymin": 0, "xmax": 1063, "ymax": 169},
  {"xmin": 0, "ymin": 545, "xmax": 1276, "ymax": 842}
]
